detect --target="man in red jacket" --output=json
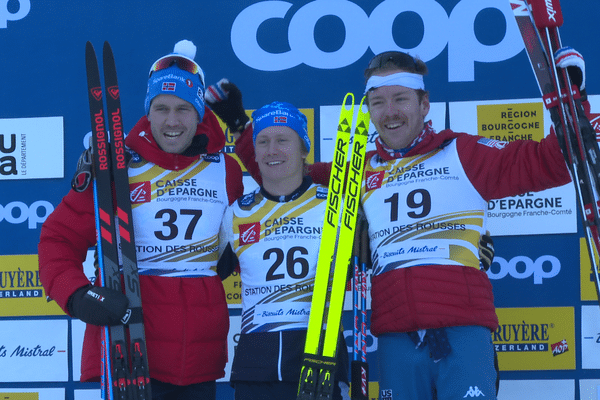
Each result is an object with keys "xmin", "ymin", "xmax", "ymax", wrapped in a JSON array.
[
  {"xmin": 38, "ymin": 40, "xmax": 243, "ymax": 399},
  {"xmin": 206, "ymin": 47, "xmax": 587, "ymax": 399}
]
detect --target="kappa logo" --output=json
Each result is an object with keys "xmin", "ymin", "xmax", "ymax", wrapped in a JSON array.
[
  {"xmin": 463, "ymin": 386, "xmax": 485, "ymax": 398},
  {"xmin": 366, "ymin": 171, "xmax": 385, "ymax": 191},
  {"xmin": 239, "ymin": 222, "xmax": 261, "ymax": 245},
  {"xmin": 130, "ymin": 182, "xmax": 151, "ymax": 204}
]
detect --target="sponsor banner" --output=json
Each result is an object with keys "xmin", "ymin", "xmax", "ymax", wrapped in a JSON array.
[
  {"xmin": 0, "ymin": 200, "xmax": 54, "ymax": 230},
  {"xmin": 0, "ymin": 389, "xmax": 64, "ymax": 400},
  {"xmin": 0, "ymin": 255, "xmax": 64, "ymax": 317},
  {"xmin": 497, "ymin": 380, "xmax": 574, "ymax": 400},
  {"xmin": 449, "ymin": 99, "xmax": 577, "ymax": 236},
  {"xmin": 580, "ymin": 237, "xmax": 600, "ymax": 301},
  {"xmin": 216, "ymin": 108, "xmax": 315, "ymax": 171},
  {"xmin": 0, "ymin": 117, "xmax": 64, "ymax": 180},
  {"xmin": 82, "ymin": 249, "xmax": 97, "ymax": 285},
  {"xmin": 581, "ymin": 305, "xmax": 600, "ymax": 370},
  {"xmin": 71, "ymin": 320, "xmax": 85, "ymax": 381},
  {"xmin": 580, "ymin": 379, "xmax": 600, "ymax": 400},
  {"xmin": 232, "ymin": 0, "xmax": 523, "ymax": 81},
  {"xmin": 493, "ymin": 307, "xmax": 575, "ymax": 371},
  {"xmin": 223, "ymin": 271, "xmax": 242, "ymax": 307},
  {"xmin": 487, "ymin": 254, "xmax": 561, "ymax": 285},
  {"xmin": 0, "ymin": 394, "xmax": 38, "ymax": 400},
  {"xmin": 319, "ymin": 103, "xmax": 446, "ymax": 163},
  {"xmin": 0, "ymin": 320, "xmax": 68, "ymax": 382},
  {"xmin": 74, "ymin": 390, "xmax": 101, "ymax": 400}
]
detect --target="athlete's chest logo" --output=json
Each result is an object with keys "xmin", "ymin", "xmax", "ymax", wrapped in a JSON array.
[
  {"xmin": 239, "ymin": 222, "xmax": 261, "ymax": 245},
  {"xmin": 366, "ymin": 171, "xmax": 384, "ymax": 191}
]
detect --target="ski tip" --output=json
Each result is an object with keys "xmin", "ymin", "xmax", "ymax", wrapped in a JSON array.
[
  {"xmin": 358, "ymin": 95, "xmax": 368, "ymax": 110},
  {"xmin": 342, "ymin": 92, "xmax": 355, "ymax": 110}
]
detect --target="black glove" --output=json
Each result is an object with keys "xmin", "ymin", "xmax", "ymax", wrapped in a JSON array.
[
  {"xmin": 205, "ymin": 78, "xmax": 250, "ymax": 133},
  {"xmin": 68, "ymin": 285, "xmax": 129, "ymax": 326},
  {"xmin": 479, "ymin": 231, "xmax": 494, "ymax": 272}
]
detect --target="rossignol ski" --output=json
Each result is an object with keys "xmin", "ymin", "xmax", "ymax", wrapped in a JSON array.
[
  {"xmin": 510, "ymin": 0, "xmax": 600, "ymax": 304},
  {"xmin": 85, "ymin": 41, "xmax": 151, "ymax": 400},
  {"xmin": 298, "ymin": 94, "xmax": 369, "ymax": 400}
]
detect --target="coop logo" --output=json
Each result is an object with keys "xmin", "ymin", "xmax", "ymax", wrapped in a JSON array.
[
  {"xmin": 1, "ymin": 0, "xmax": 30, "ymax": 28},
  {"xmin": 487, "ymin": 255, "xmax": 561, "ymax": 284},
  {"xmin": 0, "ymin": 201, "xmax": 54, "ymax": 229},
  {"xmin": 231, "ymin": 0, "xmax": 523, "ymax": 81}
]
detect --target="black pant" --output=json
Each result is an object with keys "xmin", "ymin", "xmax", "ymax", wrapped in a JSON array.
[
  {"xmin": 234, "ymin": 380, "xmax": 345, "ymax": 400},
  {"xmin": 151, "ymin": 379, "xmax": 216, "ymax": 400}
]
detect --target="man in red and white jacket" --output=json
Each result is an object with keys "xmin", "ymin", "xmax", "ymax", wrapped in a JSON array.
[
  {"xmin": 38, "ymin": 40, "xmax": 243, "ymax": 399},
  {"xmin": 207, "ymin": 47, "xmax": 588, "ymax": 399}
]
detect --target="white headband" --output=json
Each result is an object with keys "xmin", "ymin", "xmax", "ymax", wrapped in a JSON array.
[{"xmin": 364, "ymin": 72, "xmax": 425, "ymax": 94}]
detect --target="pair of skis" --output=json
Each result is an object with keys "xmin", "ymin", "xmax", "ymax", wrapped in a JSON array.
[
  {"xmin": 85, "ymin": 41, "xmax": 151, "ymax": 400},
  {"xmin": 511, "ymin": 0, "xmax": 600, "ymax": 303},
  {"xmin": 297, "ymin": 94, "xmax": 370, "ymax": 400}
]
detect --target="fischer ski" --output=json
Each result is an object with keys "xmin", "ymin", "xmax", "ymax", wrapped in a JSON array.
[
  {"xmin": 85, "ymin": 41, "xmax": 151, "ymax": 400},
  {"xmin": 510, "ymin": 0, "xmax": 600, "ymax": 304},
  {"xmin": 298, "ymin": 94, "xmax": 369, "ymax": 400}
]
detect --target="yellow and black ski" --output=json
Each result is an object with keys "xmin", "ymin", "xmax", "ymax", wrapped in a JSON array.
[{"xmin": 297, "ymin": 94, "xmax": 369, "ymax": 400}]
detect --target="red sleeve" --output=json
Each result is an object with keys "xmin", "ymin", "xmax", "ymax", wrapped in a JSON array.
[
  {"xmin": 234, "ymin": 124, "xmax": 262, "ymax": 184},
  {"xmin": 307, "ymin": 162, "xmax": 333, "ymax": 185},
  {"xmin": 224, "ymin": 154, "xmax": 244, "ymax": 205},
  {"xmin": 200, "ymin": 107, "xmax": 226, "ymax": 154},
  {"xmin": 38, "ymin": 188, "xmax": 97, "ymax": 313},
  {"xmin": 457, "ymin": 131, "xmax": 571, "ymax": 201}
]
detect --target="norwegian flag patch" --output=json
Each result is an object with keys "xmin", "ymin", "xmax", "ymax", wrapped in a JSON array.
[{"xmin": 162, "ymin": 82, "xmax": 176, "ymax": 92}]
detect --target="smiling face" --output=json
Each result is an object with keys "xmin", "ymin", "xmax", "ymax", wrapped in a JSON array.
[
  {"xmin": 148, "ymin": 94, "xmax": 199, "ymax": 154},
  {"xmin": 367, "ymin": 71, "xmax": 430, "ymax": 150},
  {"xmin": 254, "ymin": 125, "xmax": 307, "ymax": 195}
]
